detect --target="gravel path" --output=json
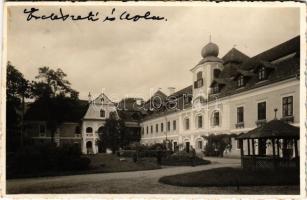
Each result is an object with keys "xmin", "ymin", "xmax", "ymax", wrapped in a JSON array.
[{"xmin": 6, "ymin": 157, "xmax": 299, "ymax": 194}]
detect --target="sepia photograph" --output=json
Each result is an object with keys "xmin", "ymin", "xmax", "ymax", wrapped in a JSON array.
[{"xmin": 2, "ymin": 2, "xmax": 305, "ymax": 196}]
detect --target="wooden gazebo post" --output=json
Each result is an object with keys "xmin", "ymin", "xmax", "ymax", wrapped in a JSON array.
[
  {"xmin": 272, "ymin": 138, "xmax": 277, "ymax": 169},
  {"xmin": 277, "ymin": 138, "xmax": 280, "ymax": 157},
  {"xmin": 247, "ymin": 139, "xmax": 250, "ymax": 156}
]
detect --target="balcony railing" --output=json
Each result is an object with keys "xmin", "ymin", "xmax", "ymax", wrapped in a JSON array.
[
  {"xmin": 235, "ymin": 122, "xmax": 244, "ymax": 129},
  {"xmin": 281, "ymin": 116, "xmax": 294, "ymax": 123},
  {"xmin": 255, "ymin": 119, "xmax": 267, "ymax": 127},
  {"xmin": 86, "ymin": 133, "xmax": 94, "ymax": 137}
]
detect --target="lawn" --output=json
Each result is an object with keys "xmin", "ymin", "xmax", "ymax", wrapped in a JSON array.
[
  {"xmin": 8, "ymin": 153, "xmax": 161, "ymax": 179},
  {"xmin": 159, "ymin": 167, "xmax": 299, "ymax": 187},
  {"xmin": 88, "ymin": 153, "xmax": 161, "ymax": 173}
]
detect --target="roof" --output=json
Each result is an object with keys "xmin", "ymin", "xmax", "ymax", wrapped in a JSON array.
[
  {"xmin": 222, "ymin": 48, "xmax": 250, "ymax": 65},
  {"xmin": 207, "ymin": 35, "xmax": 300, "ymax": 101},
  {"xmin": 237, "ymin": 120, "xmax": 299, "ymax": 139},
  {"xmin": 25, "ymin": 98, "xmax": 89, "ymax": 123},
  {"xmin": 143, "ymin": 36, "xmax": 300, "ymax": 121}
]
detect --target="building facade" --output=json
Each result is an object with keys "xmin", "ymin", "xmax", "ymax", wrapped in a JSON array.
[
  {"xmin": 24, "ymin": 36, "xmax": 300, "ymax": 157},
  {"xmin": 140, "ymin": 36, "xmax": 300, "ymax": 157}
]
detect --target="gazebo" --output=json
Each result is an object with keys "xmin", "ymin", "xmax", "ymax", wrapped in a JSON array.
[{"xmin": 237, "ymin": 119, "xmax": 299, "ymax": 170}]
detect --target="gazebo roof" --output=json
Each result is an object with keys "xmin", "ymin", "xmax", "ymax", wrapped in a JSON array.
[{"xmin": 237, "ymin": 120, "xmax": 299, "ymax": 139}]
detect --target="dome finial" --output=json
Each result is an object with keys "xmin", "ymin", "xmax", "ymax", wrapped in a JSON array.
[{"xmin": 201, "ymin": 36, "xmax": 219, "ymax": 58}]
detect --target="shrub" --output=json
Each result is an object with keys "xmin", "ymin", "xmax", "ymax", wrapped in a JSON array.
[
  {"xmin": 7, "ymin": 143, "xmax": 91, "ymax": 178},
  {"xmin": 161, "ymin": 150, "xmax": 210, "ymax": 166}
]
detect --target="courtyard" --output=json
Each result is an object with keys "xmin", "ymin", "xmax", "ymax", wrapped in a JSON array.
[{"xmin": 6, "ymin": 157, "xmax": 299, "ymax": 194}]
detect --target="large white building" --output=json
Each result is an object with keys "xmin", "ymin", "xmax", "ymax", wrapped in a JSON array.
[
  {"xmin": 24, "ymin": 36, "xmax": 300, "ymax": 157},
  {"xmin": 140, "ymin": 36, "xmax": 300, "ymax": 157}
]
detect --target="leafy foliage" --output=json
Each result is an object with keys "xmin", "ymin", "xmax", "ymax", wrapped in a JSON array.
[
  {"xmin": 6, "ymin": 62, "xmax": 31, "ymax": 151},
  {"xmin": 31, "ymin": 66, "xmax": 79, "ymax": 99},
  {"xmin": 99, "ymin": 112, "xmax": 141, "ymax": 153},
  {"xmin": 7, "ymin": 143, "xmax": 90, "ymax": 178},
  {"xmin": 203, "ymin": 134, "xmax": 234, "ymax": 157}
]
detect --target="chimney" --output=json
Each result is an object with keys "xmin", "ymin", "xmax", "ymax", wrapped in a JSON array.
[
  {"xmin": 168, "ymin": 87, "xmax": 176, "ymax": 96},
  {"xmin": 88, "ymin": 92, "xmax": 92, "ymax": 103}
]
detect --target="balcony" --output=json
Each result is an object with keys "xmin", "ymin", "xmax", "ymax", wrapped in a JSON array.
[
  {"xmin": 86, "ymin": 133, "xmax": 94, "ymax": 137},
  {"xmin": 235, "ymin": 122, "xmax": 244, "ymax": 129},
  {"xmin": 281, "ymin": 116, "xmax": 294, "ymax": 123},
  {"xmin": 255, "ymin": 119, "xmax": 267, "ymax": 127}
]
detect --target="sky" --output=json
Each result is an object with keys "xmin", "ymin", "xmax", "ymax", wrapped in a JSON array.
[{"xmin": 7, "ymin": 4, "xmax": 300, "ymax": 102}]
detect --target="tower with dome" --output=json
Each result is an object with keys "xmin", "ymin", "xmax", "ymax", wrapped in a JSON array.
[{"xmin": 191, "ymin": 39, "xmax": 224, "ymax": 102}]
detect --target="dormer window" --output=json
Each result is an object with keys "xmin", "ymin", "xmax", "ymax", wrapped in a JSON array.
[
  {"xmin": 258, "ymin": 66, "xmax": 266, "ymax": 81},
  {"xmin": 237, "ymin": 75, "xmax": 245, "ymax": 88}
]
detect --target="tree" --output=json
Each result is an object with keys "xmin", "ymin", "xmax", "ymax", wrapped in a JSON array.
[
  {"xmin": 31, "ymin": 66, "xmax": 78, "ymax": 100},
  {"xmin": 99, "ymin": 112, "xmax": 123, "ymax": 154},
  {"xmin": 99, "ymin": 111, "xmax": 142, "ymax": 154},
  {"xmin": 30, "ymin": 67, "xmax": 79, "ymax": 143},
  {"xmin": 6, "ymin": 62, "xmax": 30, "ymax": 151}
]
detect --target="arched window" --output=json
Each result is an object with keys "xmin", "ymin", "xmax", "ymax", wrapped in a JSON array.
[
  {"xmin": 197, "ymin": 115, "xmax": 203, "ymax": 129},
  {"xmin": 195, "ymin": 71, "xmax": 204, "ymax": 88},
  {"xmin": 97, "ymin": 126, "xmax": 104, "ymax": 134},
  {"xmin": 212, "ymin": 111, "xmax": 220, "ymax": 127},
  {"xmin": 86, "ymin": 127, "xmax": 93, "ymax": 133},
  {"xmin": 100, "ymin": 109, "xmax": 105, "ymax": 118}
]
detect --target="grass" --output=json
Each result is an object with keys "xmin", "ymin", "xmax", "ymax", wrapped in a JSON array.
[
  {"xmin": 159, "ymin": 167, "xmax": 299, "ymax": 187},
  {"xmin": 8, "ymin": 153, "xmax": 161, "ymax": 179},
  {"xmin": 88, "ymin": 153, "xmax": 161, "ymax": 173},
  {"xmin": 161, "ymin": 156, "xmax": 211, "ymax": 166}
]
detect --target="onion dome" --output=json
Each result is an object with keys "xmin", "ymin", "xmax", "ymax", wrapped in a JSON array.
[{"xmin": 201, "ymin": 42, "xmax": 219, "ymax": 58}]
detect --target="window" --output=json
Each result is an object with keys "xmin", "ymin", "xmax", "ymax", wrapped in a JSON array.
[
  {"xmin": 173, "ymin": 120, "xmax": 176, "ymax": 130},
  {"xmin": 213, "ymin": 69, "xmax": 221, "ymax": 78},
  {"xmin": 282, "ymin": 96, "xmax": 293, "ymax": 117},
  {"xmin": 212, "ymin": 84, "xmax": 219, "ymax": 94},
  {"xmin": 257, "ymin": 102, "xmax": 266, "ymax": 120},
  {"xmin": 237, "ymin": 75, "xmax": 245, "ymax": 87},
  {"xmin": 156, "ymin": 124, "xmax": 159, "ymax": 133},
  {"xmin": 173, "ymin": 142, "xmax": 178, "ymax": 151},
  {"xmin": 185, "ymin": 118, "xmax": 190, "ymax": 130},
  {"xmin": 197, "ymin": 71, "xmax": 202, "ymax": 80},
  {"xmin": 197, "ymin": 115, "xmax": 203, "ymax": 128},
  {"xmin": 39, "ymin": 124, "xmax": 46, "ymax": 135},
  {"xmin": 75, "ymin": 126, "xmax": 81, "ymax": 134},
  {"xmin": 237, "ymin": 107, "xmax": 244, "ymax": 123},
  {"xmin": 146, "ymin": 126, "xmax": 148, "ymax": 134},
  {"xmin": 237, "ymin": 139, "xmax": 242, "ymax": 149},
  {"xmin": 151, "ymin": 125, "xmax": 153, "ymax": 133},
  {"xmin": 161, "ymin": 123, "xmax": 164, "ymax": 132},
  {"xmin": 258, "ymin": 66, "xmax": 266, "ymax": 81},
  {"xmin": 195, "ymin": 71, "xmax": 203, "ymax": 88},
  {"xmin": 197, "ymin": 140, "xmax": 203, "ymax": 149},
  {"xmin": 86, "ymin": 127, "xmax": 93, "ymax": 133},
  {"xmin": 212, "ymin": 111, "xmax": 220, "ymax": 126},
  {"xmin": 100, "ymin": 109, "xmax": 105, "ymax": 117},
  {"xmin": 167, "ymin": 121, "xmax": 171, "ymax": 131}
]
